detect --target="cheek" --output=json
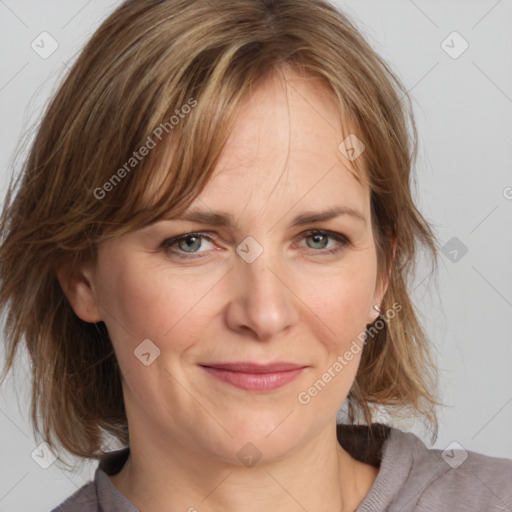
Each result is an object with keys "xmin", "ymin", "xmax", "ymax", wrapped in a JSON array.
[
  {"xmin": 302, "ymin": 258, "xmax": 377, "ymax": 348},
  {"xmin": 95, "ymin": 243, "xmax": 377, "ymax": 371},
  {"xmin": 94, "ymin": 255, "xmax": 220, "ymax": 362},
  {"xmin": 294, "ymin": 266, "xmax": 375, "ymax": 408}
]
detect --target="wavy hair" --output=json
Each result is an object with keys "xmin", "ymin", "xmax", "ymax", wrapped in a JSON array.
[{"xmin": 0, "ymin": 0, "xmax": 441, "ymax": 467}]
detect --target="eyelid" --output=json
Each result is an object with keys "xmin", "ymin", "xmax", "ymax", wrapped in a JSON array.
[
  {"xmin": 296, "ymin": 229, "xmax": 351, "ymax": 254},
  {"xmin": 160, "ymin": 231, "xmax": 215, "ymax": 250},
  {"xmin": 300, "ymin": 228, "xmax": 350, "ymax": 244}
]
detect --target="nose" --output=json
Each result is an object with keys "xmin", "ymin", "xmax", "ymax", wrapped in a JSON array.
[{"xmin": 225, "ymin": 245, "xmax": 299, "ymax": 341}]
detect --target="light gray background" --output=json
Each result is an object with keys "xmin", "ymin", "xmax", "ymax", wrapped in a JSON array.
[{"xmin": 1, "ymin": 1, "xmax": 511, "ymax": 510}]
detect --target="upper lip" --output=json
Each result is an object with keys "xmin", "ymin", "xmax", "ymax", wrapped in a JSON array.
[{"xmin": 200, "ymin": 362, "xmax": 308, "ymax": 373}]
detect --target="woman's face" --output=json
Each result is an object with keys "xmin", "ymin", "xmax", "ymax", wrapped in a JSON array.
[{"xmin": 70, "ymin": 69, "xmax": 387, "ymax": 464}]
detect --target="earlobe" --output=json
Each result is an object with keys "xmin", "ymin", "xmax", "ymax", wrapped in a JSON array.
[
  {"xmin": 367, "ymin": 237, "xmax": 397, "ymax": 324},
  {"xmin": 367, "ymin": 304, "xmax": 381, "ymax": 325},
  {"xmin": 56, "ymin": 261, "xmax": 102, "ymax": 323}
]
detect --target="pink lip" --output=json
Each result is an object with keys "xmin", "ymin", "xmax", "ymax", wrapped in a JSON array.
[{"xmin": 200, "ymin": 362, "xmax": 307, "ymax": 391}]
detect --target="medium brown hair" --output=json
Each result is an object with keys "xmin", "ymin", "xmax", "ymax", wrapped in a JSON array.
[{"xmin": 0, "ymin": 0, "xmax": 441, "ymax": 467}]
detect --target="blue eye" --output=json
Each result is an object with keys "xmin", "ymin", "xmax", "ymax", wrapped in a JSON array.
[
  {"xmin": 161, "ymin": 232, "xmax": 214, "ymax": 258},
  {"xmin": 161, "ymin": 229, "xmax": 350, "ymax": 260},
  {"xmin": 302, "ymin": 230, "xmax": 350, "ymax": 253}
]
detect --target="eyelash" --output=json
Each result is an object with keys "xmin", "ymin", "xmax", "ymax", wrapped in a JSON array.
[{"xmin": 161, "ymin": 229, "xmax": 350, "ymax": 260}]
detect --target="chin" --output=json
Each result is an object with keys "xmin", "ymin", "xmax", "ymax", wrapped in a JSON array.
[{"xmin": 206, "ymin": 413, "xmax": 314, "ymax": 466}]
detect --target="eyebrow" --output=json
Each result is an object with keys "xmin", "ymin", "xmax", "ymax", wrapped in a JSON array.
[{"xmin": 168, "ymin": 206, "xmax": 367, "ymax": 228}]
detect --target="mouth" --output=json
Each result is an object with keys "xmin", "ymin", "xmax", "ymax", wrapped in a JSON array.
[{"xmin": 199, "ymin": 362, "xmax": 308, "ymax": 391}]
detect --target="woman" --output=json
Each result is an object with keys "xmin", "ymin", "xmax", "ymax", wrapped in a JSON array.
[{"xmin": 1, "ymin": 0, "xmax": 510, "ymax": 511}]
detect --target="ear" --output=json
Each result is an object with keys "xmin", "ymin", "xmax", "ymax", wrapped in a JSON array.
[
  {"xmin": 56, "ymin": 258, "xmax": 103, "ymax": 323},
  {"xmin": 367, "ymin": 237, "xmax": 397, "ymax": 324}
]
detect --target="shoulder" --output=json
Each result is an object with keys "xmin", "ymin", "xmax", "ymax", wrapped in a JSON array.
[
  {"xmin": 49, "ymin": 481, "xmax": 99, "ymax": 512},
  {"xmin": 50, "ymin": 448, "xmax": 137, "ymax": 512},
  {"xmin": 383, "ymin": 427, "xmax": 512, "ymax": 511},
  {"xmin": 338, "ymin": 423, "xmax": 512, "ymax": 511}
]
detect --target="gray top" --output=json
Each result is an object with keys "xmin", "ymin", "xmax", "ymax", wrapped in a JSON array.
[{"xmin": 50, "ymin": 424, "xmax": 512, "ymax": 511}]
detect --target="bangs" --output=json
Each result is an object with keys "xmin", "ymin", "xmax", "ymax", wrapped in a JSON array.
[{"xmin": 91, "ymin": 60, "xmax": 370, "ymax": 243}]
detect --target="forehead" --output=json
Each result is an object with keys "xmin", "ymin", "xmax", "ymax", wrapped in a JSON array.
[{"xmin": 194, "ymin": 69, "xmax": 370, "ymax": 220}]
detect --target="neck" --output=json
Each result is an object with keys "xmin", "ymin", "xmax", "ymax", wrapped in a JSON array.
[{"xmin": 109, "ymin": 420, "xmax": 378, "ymax": 512}]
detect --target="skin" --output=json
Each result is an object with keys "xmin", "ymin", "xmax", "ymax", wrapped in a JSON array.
[{"xmin": 59, "ymin": 66, "xmax": 391, "ymax": 512}]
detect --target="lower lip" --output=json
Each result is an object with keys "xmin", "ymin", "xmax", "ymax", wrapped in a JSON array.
[{"xmin": 201, "ymin": 366, "xmax": 305, "ymax": 391}]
